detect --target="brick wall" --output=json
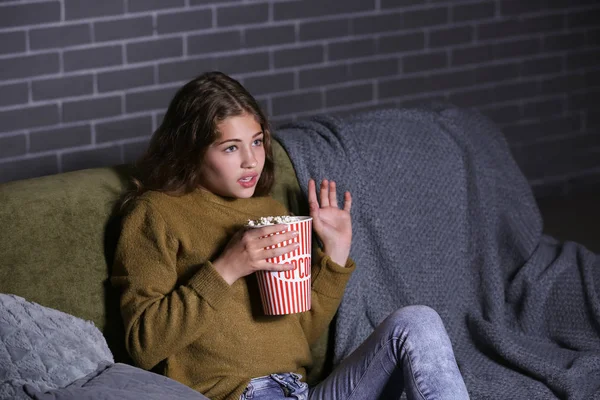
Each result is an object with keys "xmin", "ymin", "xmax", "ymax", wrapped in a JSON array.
[{"xmin": 0, "ymin": 0, "xmax": 599, "ymax": 197}]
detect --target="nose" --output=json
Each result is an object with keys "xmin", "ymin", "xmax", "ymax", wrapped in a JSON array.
[{"xmin": 241, "ymin": 147, "xmax": 258, "ymax": 169}]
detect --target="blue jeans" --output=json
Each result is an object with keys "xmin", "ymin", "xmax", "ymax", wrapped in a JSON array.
[
  {"xmin": 241, "ymin": 305, "xmax": 469, "ymax": 400},
  {"xmin": 240, "ymin": 373, "xmax": 309, "ymax": 399}
]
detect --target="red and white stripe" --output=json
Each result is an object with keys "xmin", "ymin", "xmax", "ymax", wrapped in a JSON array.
[{"xmin": 256, "ymin": 217, "xmax": 312, "ymax": 315}]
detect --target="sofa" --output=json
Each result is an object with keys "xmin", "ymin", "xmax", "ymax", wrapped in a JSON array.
[{"xmin": 1, "ymin": 120, "xmax": 599, "ymax": 399}]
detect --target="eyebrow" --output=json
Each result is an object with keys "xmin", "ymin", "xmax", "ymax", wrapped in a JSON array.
[{"xmin": 215, "ymin": 131, "xmax": 264, "ymax": 146}]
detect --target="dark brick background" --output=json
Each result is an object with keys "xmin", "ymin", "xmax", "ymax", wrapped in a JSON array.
[{"xmin": 0, "ymin": 0, "xmax": 599, "ymax": 197}]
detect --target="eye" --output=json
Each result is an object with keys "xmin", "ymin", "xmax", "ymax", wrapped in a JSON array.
[
  {"xmin": 224, "ymin": 145, "xmax": 237, "ymax": 153},
  {"xmin": 253, "ymin": 138, "xmax": 263, "ymax": 146}
]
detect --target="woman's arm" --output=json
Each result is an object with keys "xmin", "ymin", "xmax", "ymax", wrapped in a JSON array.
[
  {"xmin": 299, "ymin": 179, "xmax": 355, "ymax": 344},
  {"xmin": 111, "ymin": 200, "xmax": 234, "ymax": 371},
  {"xmin": 299, "ymin": 249, "xmax": 355, "ymax": 345}
]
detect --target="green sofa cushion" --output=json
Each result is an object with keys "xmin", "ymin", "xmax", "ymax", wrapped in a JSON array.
[{"xmin": 0, "ymin": 164, "xmax": 135, "ymax": 362}]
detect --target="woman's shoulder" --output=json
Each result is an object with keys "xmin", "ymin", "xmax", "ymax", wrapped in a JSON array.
[
  {"xmin": 137, "ymin": 189, "xmax": 171, "ymax": 203},
  {"xmin": 132, "ymin": 190, "xmax": 170, "ymax": 209},
  {"xmin": 123, "ymin": 190, "xmax": 185, "ymax": 217}
]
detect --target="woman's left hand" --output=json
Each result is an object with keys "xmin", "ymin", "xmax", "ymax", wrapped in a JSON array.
[{"xmin": 308, "ymin": 179, "xmax": 352, "ymax": 267}]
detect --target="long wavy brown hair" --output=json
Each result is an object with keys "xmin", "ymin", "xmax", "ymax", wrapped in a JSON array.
[{"xmin": 119, "ymin": 71, "xmax": 275, "ymax": 212}]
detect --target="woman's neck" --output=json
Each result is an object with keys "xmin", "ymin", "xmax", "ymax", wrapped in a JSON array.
[{"xmin": 193, "ymin": 187, "xmax": 254, "ymax": 207}]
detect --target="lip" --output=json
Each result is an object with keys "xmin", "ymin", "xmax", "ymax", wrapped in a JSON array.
[{"xmin": 238, "ymin": 173, "xmax": 259, "ymax": 188}]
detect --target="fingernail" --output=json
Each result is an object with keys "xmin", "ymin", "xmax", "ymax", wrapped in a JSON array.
[{"xmin": 292, "ymin": 231, "xmax": 299, "ymax": 236}]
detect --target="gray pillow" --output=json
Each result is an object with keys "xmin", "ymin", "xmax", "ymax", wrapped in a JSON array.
[
  {"xmin": 23, "ymin": 362, "xmax": 211, "ymax": 400},
  {"xmin": 0, "ymin": 294, "xmax": 113, "ymax": 400}
]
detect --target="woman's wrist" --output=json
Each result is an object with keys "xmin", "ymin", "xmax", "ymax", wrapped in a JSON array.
[
  {"xmin": 324, "ymin": 246, "xmax": 350, "ymax": 267},
  {"xmin": 212, "ymin": 257, "xmax": 237, "ymax": 285}
]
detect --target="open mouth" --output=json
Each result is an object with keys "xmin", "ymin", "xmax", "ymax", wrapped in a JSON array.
[{"xmin": 239, "ymin": 174, "xmax": 258, "ymax": 187}]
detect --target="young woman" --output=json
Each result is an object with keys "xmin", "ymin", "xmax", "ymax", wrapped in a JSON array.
[{"xmin": 112, "ymin": 71, "xmax": 470, "ymax": 400}]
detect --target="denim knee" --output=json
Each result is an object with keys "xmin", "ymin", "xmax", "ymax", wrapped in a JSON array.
[{"xmin": 384, "ymin": 305, "xmax": 447, "ymax": 340}]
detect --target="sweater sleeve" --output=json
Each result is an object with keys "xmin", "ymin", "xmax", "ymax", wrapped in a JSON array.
[
  {"xmin": 111, "ymin": 200, "xmax": 235, "ymax": 370},
  {"xmin": 298, "ymin": 248, "xmax": 355, "ymax": 345}
]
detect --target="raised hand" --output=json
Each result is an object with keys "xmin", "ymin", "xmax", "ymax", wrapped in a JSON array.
[
  {"xmin": 308, "ymin": 179, "xmax": 352, "ymax": 267},
  {"xmin": 212, "ymin": 224, "xmax": 298, "ymax": 285}
]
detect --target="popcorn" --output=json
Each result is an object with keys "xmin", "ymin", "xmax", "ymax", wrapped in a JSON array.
[{"xmin": 246, "ymin": 215, "xmax": 299, "ymax": 226}]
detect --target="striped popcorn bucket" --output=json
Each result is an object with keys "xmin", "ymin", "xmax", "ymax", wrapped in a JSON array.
[{"xmin": 252, "ymin": 217, "xmax": 312, "ymax": 315}]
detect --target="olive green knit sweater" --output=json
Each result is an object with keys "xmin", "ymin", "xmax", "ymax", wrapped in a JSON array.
[{"xmin": 111, "ymin": 188, "xmax": 355, "ymax": 400}]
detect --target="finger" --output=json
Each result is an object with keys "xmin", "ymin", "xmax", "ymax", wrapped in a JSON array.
[
  {"xmin": 309, "ymin": 199, "xmax": 321, "ymax": 231},
  {"xmin": 260, "ymin": 229, "xmax": 298, "ymax": 248},
  {"xmin": 262, "ymin": 242, "xmax": 300, "ymax": 259},
  {"xmin": 249, "ymin": 224, "xmax": 288, "ymax": 238},
  {"xmin": 261, "ymin": 262, "xmax": 295, "ymax": 272},
  {"xmin": 343, "ymin": 191, "xmax": 352, "ymax": 212},
  {"xmin": 308, "ymin": 179, "xmax": 319, "ymax": 210},
  {"xmin": 329, "ymin": 180, "xmax": 338, "ymax": 208},
  {"xmin": 319, "ymin": 179, "xmax": 330, "ymax": 207}
]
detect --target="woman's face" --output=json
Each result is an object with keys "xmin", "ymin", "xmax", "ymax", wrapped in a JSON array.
[{"xmin": 198, "ymin": 113, "xmax": 265, "ymax": 199}]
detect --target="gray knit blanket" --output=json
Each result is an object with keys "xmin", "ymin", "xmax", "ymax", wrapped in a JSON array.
[{"xmin": 275, "ymin": 106, "xmax": 600, "ymax": 400}]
